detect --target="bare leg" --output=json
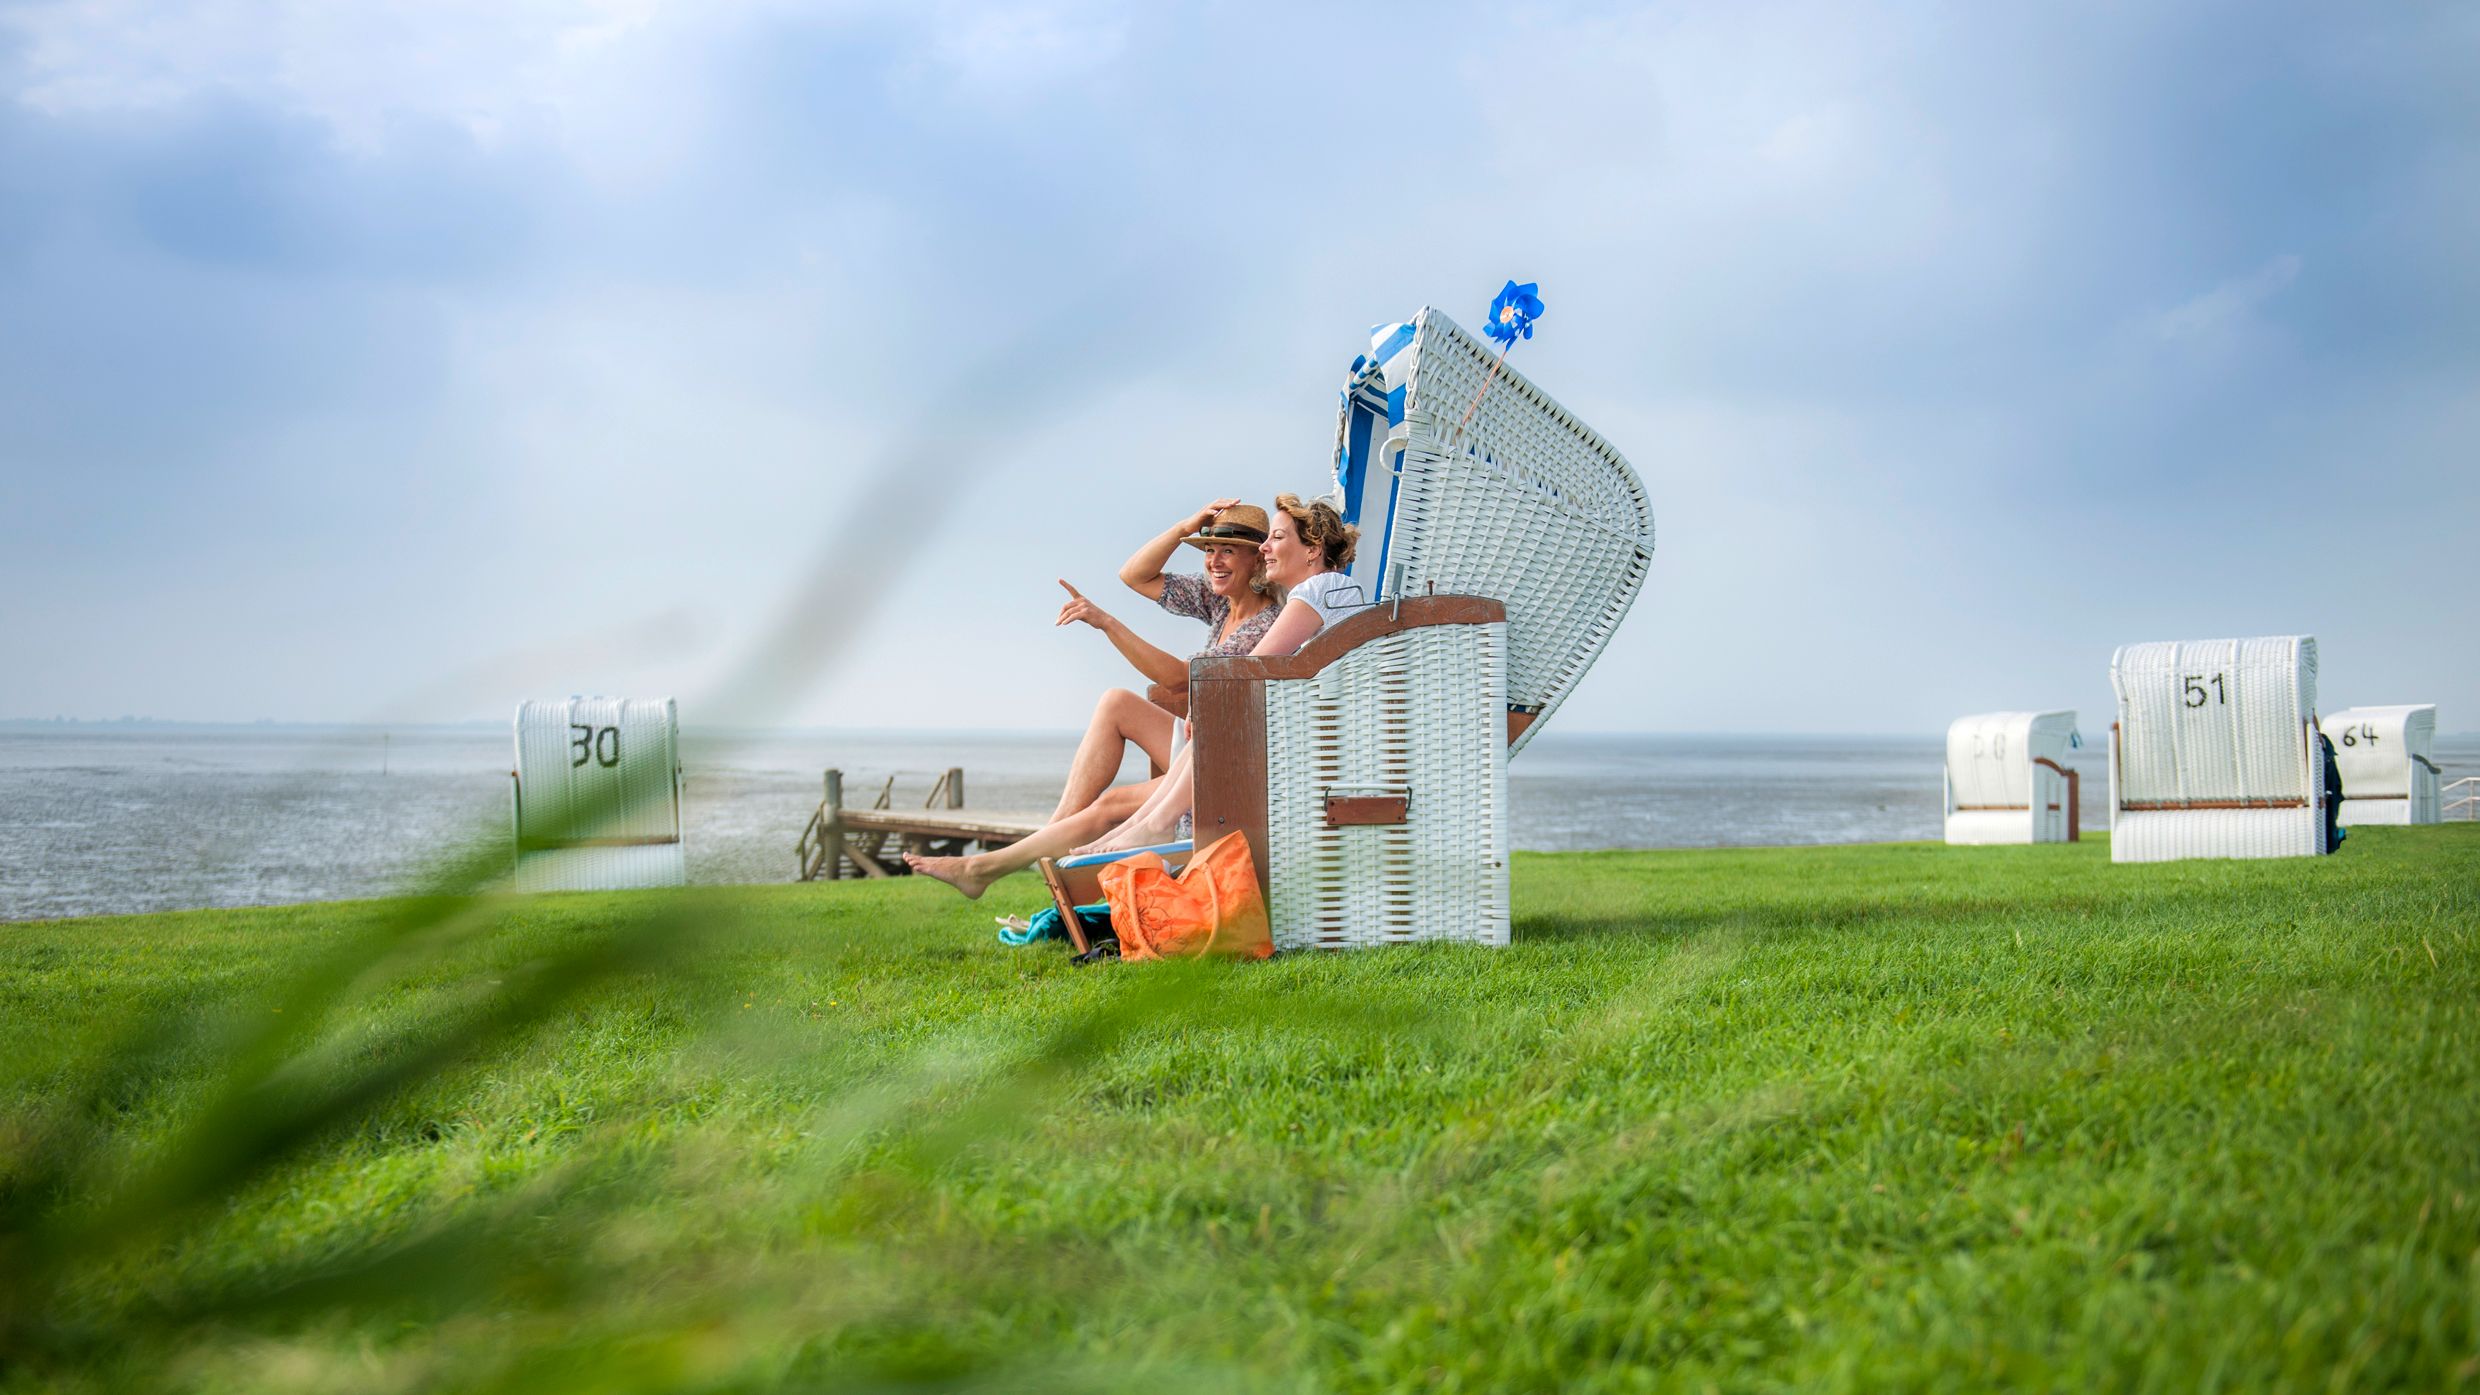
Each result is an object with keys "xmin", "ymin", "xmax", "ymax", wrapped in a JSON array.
[
  {"xmin": 906, "ymin": 777, "xmax": 1161, "ymax": 900},
  {"xmin": 1077, "ymin": 748, "xmax": 1196, "ymax": 855},
  {"xmin": 1080, "ymin": 780, "xmax": 1153, "ymax": 824},
  {"xmin": 1050, "ymin": 689, "xmax": 1178, "ymax": 821}
]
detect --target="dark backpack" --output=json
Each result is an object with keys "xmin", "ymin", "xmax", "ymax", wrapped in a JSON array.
[{"xmin": 2318, "ymin": 731, "xmax": 2346, "ymax": 854}]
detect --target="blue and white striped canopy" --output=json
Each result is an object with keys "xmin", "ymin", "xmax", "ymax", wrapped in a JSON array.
[{"xmin": 1322, "ymin": 308, "xmax": 1654, "ymax": 753}]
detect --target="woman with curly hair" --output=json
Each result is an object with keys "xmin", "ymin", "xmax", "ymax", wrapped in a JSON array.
[
  {"xmin": 1071, "ymin": 490, "xmax": 1367, "ymax": 854},
  {"xmin": 907, "ymin": 492, "xmax": 1365, "ymax": 898}
]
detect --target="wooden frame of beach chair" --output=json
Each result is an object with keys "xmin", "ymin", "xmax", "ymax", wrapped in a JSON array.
[
  {"xmin": 2108, "ymin": 636, "xmax": 2328, "ymax": 861},
  {"xmin": 1035, "ymin": 858, "xmax": 1097, "ymax": 954},
  {"xmin": 1037, "ymin": 842, "xmax": 1191, "ymax": 955}
]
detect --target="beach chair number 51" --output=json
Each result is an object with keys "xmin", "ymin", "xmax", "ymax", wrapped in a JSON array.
[
  {"xmin": 569, "ymin": 723, "xmax": 622, "ymax": 769},
  {"xmin": 2182, "ymin": 674, "xmax": 2228, "ymax": 709}
]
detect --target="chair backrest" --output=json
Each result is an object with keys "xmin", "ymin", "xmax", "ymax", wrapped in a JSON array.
[
  {"xmin": 2320, "ymin": 704, "xmax": 2437, "ymax": 799},
  {"xmin": 1946, "ymin": 711, "xmax": 2076, "ymax": 809},
  {"xmin": 513, "ymin": 696, "xmax": 682, "ymax": 849},
  {"xmin": 2110, "ymin": 637, "xmax": 2316, "ymax": 809},
  {"xmin": 1329, "ymin": 308, "xmax": 1653, "ymax": 753}
]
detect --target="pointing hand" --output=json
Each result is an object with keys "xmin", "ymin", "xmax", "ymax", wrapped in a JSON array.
[{"xmin": 1056, "ymin": 579, "xmax": 1112, "ymax": 631}]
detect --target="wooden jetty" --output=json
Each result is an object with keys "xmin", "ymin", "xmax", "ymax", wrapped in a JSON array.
[{"xmin": 796, "ymin": 767, "xmax": 1043, "ymax": 881}]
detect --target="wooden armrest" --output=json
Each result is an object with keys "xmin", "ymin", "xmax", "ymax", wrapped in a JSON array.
[
  {"xmin": 1190, "ymin": 596, "xmax": 1506, "ymax": 684},
  {"xmin": 1147, "ymin": 682, "xmax": 1190, "ymax": 720}
]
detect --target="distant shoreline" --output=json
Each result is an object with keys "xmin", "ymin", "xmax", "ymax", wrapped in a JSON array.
[{"xmin": 34, "ymin": 719, "xmax": 2472, "ymax": 740}]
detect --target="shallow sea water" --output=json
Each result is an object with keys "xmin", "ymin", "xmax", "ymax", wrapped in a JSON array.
[{"xmin": 4, "ymin": 724, "xmax": 2473, "ymax": 922}]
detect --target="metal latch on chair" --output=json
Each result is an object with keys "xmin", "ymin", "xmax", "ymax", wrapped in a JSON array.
[{"xmin": 1324, "ymin": 786, "xmax": 1409, "ymax": 827}]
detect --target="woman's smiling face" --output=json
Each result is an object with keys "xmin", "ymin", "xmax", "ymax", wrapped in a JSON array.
[
  {"xmin": 1259, "ymin": 512, "xmax": 1318, "ymax": 589},
  {"xmin": 1199, "ymin": 541, "xmax": 1259, "ymax": 596}
]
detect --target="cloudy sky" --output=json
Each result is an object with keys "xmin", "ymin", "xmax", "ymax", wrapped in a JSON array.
[{"xmin": 4, "ymin": 0, "xmax": 2473, "ymax": 733}]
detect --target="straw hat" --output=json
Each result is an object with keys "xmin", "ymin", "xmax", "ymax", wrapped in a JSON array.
[{"xmin": 1182, "ymin": 503, "xmax": 1269, "ymax": 551}]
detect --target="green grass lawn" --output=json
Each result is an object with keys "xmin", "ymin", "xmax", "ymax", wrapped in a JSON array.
[{"xmin": 4, "ymin": 828, "xmax": 2478, "ymax": 1393}]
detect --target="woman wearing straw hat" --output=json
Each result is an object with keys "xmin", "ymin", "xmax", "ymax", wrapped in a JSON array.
[
  {"xmin": 904, "ymin": 500, "xmax": 1279, "ymax": 898},
  {"xmin": 907, "ymin": 494, "xmax": 1362, "ymax": 899},
  {"xmin": 1067, "ymin": 492, "xmax": 1365, "ymax": 856}
]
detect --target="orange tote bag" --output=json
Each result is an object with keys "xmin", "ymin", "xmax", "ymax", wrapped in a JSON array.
[{"xmin": 1095, "ymin": 832, "xmax": 1274, "ymax": 962}]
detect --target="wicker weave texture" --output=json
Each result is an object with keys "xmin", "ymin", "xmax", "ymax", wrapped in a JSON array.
[
  {"xmin": 1261, "ymin": 621, "xmax": 1511, "ymax": 950},
  {"xmin": 2112, "ymin": 638, "xmax": 2315, "ymax": 804},
  {"xmin": 1379, "ymin": 310, "xmax": 1653, "ymax": 755},
  {"xmin": 2338, "ymin": 800, "xmax": 2418, "ymax": 828},
  {"xmin": 1943, "ymin": 710, "xmax": 2076, "ymax": 844},
  {"xmin": 1945, "ymin": 809, "xmax": 2040, "ymax": 845},
  {"xmin": 512, "ymin": 696, "xmax": 685, "ymax": 892},
  {"xmin": 2110, "ymin": 809, "xmax": 2320, "ymax": 861},
  {"xmin": 515, "ymin": 844, "xmax": 688, "ymax": 892},
  {"xmin": 2108, "ymin": 637, "xmax": 2321, "ymax": 862},
  {"xmin": 2322, "ymin": 705, "xmax": 2440, "ymax": 823}
]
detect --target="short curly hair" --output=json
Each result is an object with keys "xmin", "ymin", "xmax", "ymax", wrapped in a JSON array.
[{"xmin": 1271, "ymin": 493, "xmax": 1359, "ymax": 570}]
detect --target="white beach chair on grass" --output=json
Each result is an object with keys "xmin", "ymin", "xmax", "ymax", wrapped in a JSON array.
[
  {"xmin": 2320, "ymin": 705, "xmax": 2442, "ymax": 826},
  {"xmin": 1333, "ymin": 310, "xmax": 1656, "ymax": 751},
  {"xmin": 512, "ymin": 697, "xmax": 685, "ymax": 892},
  {"xmin": 2107, "ymin": 638, "xmax": 2330, "ymax": 862},
  {"xmin": 1050, "ymin": 309, "xmax": 1654, "ymax": 952},
  {"xmin": 1944, "ymin": 711, "xmax": 2081, "ymax": 845}
]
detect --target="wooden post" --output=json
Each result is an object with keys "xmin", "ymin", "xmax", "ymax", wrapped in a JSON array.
[
  {"xmin": 945, "ymin": 766, "xmax": 968, "ymax": 856},
  {"xmin": 823, "ymin": 769, "xmax": 846, "ymax": 881}
]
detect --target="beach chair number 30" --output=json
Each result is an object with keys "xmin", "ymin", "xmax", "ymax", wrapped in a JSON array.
[
  {"xmin": 2182, "ymin": 674, "xmax": 2229, "ymax": 709},
  {"xmin": 568, "ymin": 723, "xmax": 621, "ymax": 769}
]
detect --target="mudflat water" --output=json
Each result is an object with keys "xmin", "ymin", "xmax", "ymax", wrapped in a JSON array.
[{"xmin": 5, "ymin": 724, "xmax": 2473, "ymax": 922}]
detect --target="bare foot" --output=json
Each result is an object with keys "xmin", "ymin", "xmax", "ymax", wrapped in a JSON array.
[
  {"xmin": 904, "ymin": 851, "xmax": 990, "ymax": 900},
  {"xmin": 1074, "ymin": 815, "xmax": 1182, "ymax": 859},
  {"xmin": 1069, "ymin": 831, "xmax": 1132, "ymax": 859}
]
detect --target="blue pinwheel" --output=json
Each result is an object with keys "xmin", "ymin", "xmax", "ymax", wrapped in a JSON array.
[
  {"xmin": 1484, "ymin": 280, "xmax": 1545, "ymax": 345},
  {"xmin": 1452, "ymin": 279, "xmax": 1547, "ymax": 443}
]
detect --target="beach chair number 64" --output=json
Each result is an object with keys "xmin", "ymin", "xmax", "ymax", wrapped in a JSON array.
[
  {"xmin": 2339, "ymin": 723, "xmax": 2379, "ymax": 747},
  {"xmin": 569, "ymin": 723, "xmax": 621, "ymax": 769},
  {"xmin": 2182, "ymin": 674, "xmax": 2228, "ymax": 709}
]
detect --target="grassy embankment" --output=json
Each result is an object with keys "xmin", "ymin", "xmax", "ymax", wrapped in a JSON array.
[{"xmin": 3, "ymin": 828, "xmax": 2477, "ymax": 1392}]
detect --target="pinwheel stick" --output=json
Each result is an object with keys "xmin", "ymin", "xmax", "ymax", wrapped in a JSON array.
[{"xmin": 1449, "ymin": 337, "xmax": 1519, "ymax": 447}]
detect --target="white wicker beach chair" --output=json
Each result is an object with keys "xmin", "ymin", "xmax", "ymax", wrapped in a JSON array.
[
  {"xmin": 2320, "ymin": 705, "xmax": 2442, "ymax": 826},
  {"xmin": 1041, "ymin": 309, "xmax": 1650, "ymax": 952},
  {"xmin": 1331, "ymin": 309, "xmax": 1655, "ymax": 752},
  {"xmin": 1176, "ymin": 311, "xmax": 1647, "ymax": 951},
  {"xmin": 2107, "ymin": 638, "xmax": 2329, "ymax": 862},
  {"xmin": 512, "ymin": 697, "xmax": 685, "ymax": 891},
  {"xmin": 1944, "ymin": 711, "xmax": 2080, "ymax": 845},
  {"xmin": 1183, "ymin": 597, "xmax": 1513, "ymax": 950}
]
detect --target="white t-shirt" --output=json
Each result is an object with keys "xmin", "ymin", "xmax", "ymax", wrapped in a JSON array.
[{"xmin": 1286, "ymin": 570, "xmax": 1372, "ymax": 632}]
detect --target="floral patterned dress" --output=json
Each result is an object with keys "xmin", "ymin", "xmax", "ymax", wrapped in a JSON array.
[{"xmin": 1156, "ymin": 574, "xmax": 1279, "ymax": 658}]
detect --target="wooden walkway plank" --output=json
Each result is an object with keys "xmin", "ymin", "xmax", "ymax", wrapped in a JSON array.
[
  {"xmin": 795, "ymin": 766, "xmax": 1044, "ymax": 882},
  {"xmin": 836, "ymin": 809, "xmax": 1044, "ymax": 842}
]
